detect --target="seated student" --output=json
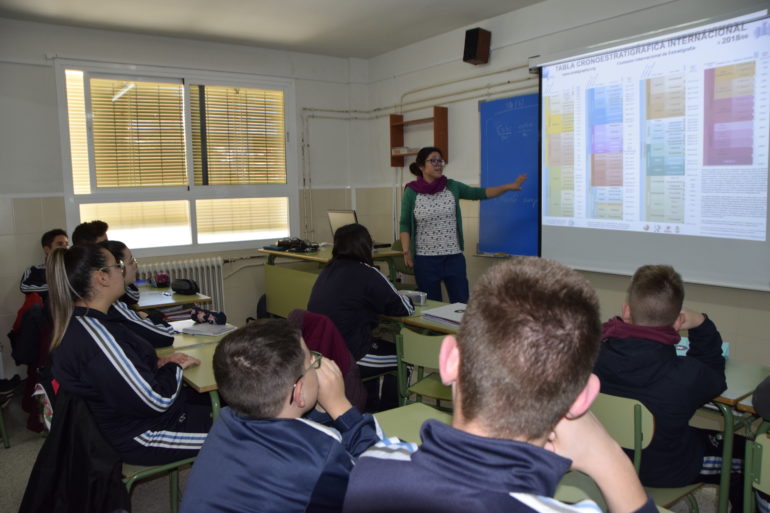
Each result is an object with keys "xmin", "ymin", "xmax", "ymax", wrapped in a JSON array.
[
  {"xmin": 47, "ymin": 244, "xmax": 211, "ymax": 465},
  {"xmin": 308, "ymin": 223, "xmax": 414, "ymax": 411},
  {"xmin": 752, "ymin": 377, "xmax": 770, "ymax": 512},
  {"xmin": 71, "ymin": 219, "xmax": 108, "ymax": 245},
  {"xmin": 101, "ymin": 239, "xmax": 141, "ymax": 306},
  {"xmin": 19, "ymin": 228, "xmax": 69, "ymax": 297},
  {"xmin": 593, "ymin": 265, "xmax": 743, "ymax": 508},
  {"xmin": 181, "ymin": 319, "xmax": 381, "ymax": 513},
  {"xmin": 100, "ymin": 240, "xmax": 173, "ymax": 348},
  {"xmin": 344, "ymin": 257, "xmax": 656, "ymax": 513}
]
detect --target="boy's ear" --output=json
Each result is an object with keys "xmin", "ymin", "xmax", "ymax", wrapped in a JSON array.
[
  {"xmin": 292, "ymin": 380, "xmax": 305, "ymax": 409},
  {"xmin": 439, "ymin": 336, "xmax": 460, "ymax": 385},
  {"xmin": 621, "ymin": 302, "xmax": 632, "ymax": 323},
  {"xmin": 566, "ymin": 373, "xmax": 600, "ymax": 419},
  {"xmin": 672, "ymin": 311, "xmax": 686, "ymax": 331}
]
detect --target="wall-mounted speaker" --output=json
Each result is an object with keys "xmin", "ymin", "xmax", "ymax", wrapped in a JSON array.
[{"xmin": 463, "ymin": 28, "xmax": 491, "ymax": 65}]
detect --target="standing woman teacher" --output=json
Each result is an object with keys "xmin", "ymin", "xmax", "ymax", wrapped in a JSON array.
[{"xmin": 400, "ymin": 146, "xmax": 526, "ymax": 303}]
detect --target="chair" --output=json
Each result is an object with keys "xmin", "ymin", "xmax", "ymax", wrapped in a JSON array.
[
  {"xmin": 743, "ymin": 421, "xmax": 770, "ymax": 513},
  {"xmin": 0, "ymin": 403, "xmax": 9, "ymax": 448},
  {"xmin": 264, "ymin": 264, "xmax": 318, "ymax": 318},
  {"xmin": 395, "ymin": 329, "xmax": 452, "ymax": 409},
  {"xmin": 19, "ymin": 389, "xmax": 196, "ymax": 513},
  {"xmin": 123, "ymin": 457, "xmax": 196, "ymax": 513},
  {"xmin": 591, "ymin": 393, "xmax": 703, "ymax": 511},
  {"xmin": 390, "ymin": 240, "xmax": 416, "ymax": 290}
]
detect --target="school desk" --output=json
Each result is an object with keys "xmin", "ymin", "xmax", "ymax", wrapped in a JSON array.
[
  {"xmin": 380, "ymin": 299, "xmax": 457, "ymax": 335},
  {"xmin": 134, "ymin": 283, "xmax": 212, "ymax": 311},
  {"xmin": 258, "ymin": 246, "xmax": 403, "ymax": 282}
]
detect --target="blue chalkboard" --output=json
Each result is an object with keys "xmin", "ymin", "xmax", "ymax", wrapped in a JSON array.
[{"xmin": 479, "ymin": 94, "xmax": 541, "ymax": 256}]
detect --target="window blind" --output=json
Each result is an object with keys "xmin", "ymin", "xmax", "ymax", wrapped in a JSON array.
[
  {"xmin": 191, "ymin": 85, "xmax": 286, "ymax": 185},
  {"xmin": 90, "ymin": 77, "xmax": 187, "ymax": 187}
]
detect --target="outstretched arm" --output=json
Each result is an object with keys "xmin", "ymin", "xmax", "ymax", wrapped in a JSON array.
[{"xmin": 485, "ymin": 174, "xmax": 527, "ymax": 198}]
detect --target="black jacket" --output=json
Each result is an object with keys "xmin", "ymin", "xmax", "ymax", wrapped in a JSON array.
[
  {"xmin": 594, "ymin": 316, "xmax": 726, "ymax": 486},
  {"xmin": 19, "ymin": 390, "xmax": 130, "ymax": 513},
  {"xmin": 307, "ymin": 259, "xmax": 413, "ymax": 360}
]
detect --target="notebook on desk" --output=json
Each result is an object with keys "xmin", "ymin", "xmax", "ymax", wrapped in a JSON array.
[
  {"xmin": 328, "ymin": 209, "xmax": 391, "ymax": 248},
  {"xmin": 422, "ymin": 303, "xmax": 467, "ymax": 327}
]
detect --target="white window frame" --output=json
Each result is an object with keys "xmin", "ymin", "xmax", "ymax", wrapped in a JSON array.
[{"xmin": 53, "ymin": 58, "xmax": 299, "ymax": 258}]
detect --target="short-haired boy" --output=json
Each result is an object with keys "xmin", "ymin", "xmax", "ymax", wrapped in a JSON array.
[
  {"xmin": 181, "ymin": 319, "xmax": 381, "ymax": 513},
  {"xmin": 19, "ymin": 228, "xmax": 68, "ymax": 296},
  {"xmin": 593, "ymin": 265, "xmax": 739, "ymax": 507},
  {"xmin": 71, "ymin": 219, "xmax": 108, "ymax": 245},
  {"xmin": 344, "ymin": 257, "xmax": 656, "ymax": 513}
]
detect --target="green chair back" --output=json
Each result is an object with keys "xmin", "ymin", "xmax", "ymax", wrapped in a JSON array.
[
  {"xmin": 395, "ymin": 329, "xmax": 452, "ymax": 407},
  {"xmin": 123, "ymin": 456, "xmax": 196, "ymax": 513},
  {"xmin": 0, "ymin": 404, "xmax": 9, "ymax": 448},
  {"xmin": 264, "ymin": 264, "xmax": 318, "ymax": 318},
  {"xmin": 591, "ymin": 393, "xmax": 654, "ymax": 472},
  {"xmin": 592, "ymin": 393, "xmax": 702, "ymax": 510},
  {"xmin": 744, "ymin": 422, "xmax": 770, "ymax": 513}
]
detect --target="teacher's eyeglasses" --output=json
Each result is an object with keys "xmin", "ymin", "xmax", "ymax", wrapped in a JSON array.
[
  {"xmin": 99, "ymin": 259, "xmax": 126, "ymax": 276},
  {"xmin": 289, "ymin": 351, "xmax": 323, "ymax": 405},
  {"xmin": 426, "ymin": 159, "xmax": 445, "ymax": 166}
]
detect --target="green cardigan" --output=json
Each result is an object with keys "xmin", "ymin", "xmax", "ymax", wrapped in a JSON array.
[{"xmin": 399, "ymin": 178, "xmax": 487, "ymax": 256}]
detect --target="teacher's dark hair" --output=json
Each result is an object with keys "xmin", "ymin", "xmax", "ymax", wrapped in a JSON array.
[
  {"xmin": 331, "ymin": 223, "xmax": 374, "ymax": 266},
  {"xmin": 408, "ymin": 146, "xmax": 443, "ymax": 178}
]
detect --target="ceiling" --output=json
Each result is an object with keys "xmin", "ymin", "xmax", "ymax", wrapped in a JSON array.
[{"xmin": 0, "ymin": 0, "xmax": 543, "ymax": 59}]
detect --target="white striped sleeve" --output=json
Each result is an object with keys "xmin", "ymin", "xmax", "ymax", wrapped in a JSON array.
[
  {"xmin": 510, "ymin": 493, "xmax": 604, "ymax": 513},
  {"xmin": 113, "ymin": 301, "xmax": 174, "ymax": 336},
  {"xmin": 365, "ymin": 262, "xmax": 415, "ymax": 315},
  {"xmin": 79, "ymin": 316, "xmax": 182, "ymax": 412}
]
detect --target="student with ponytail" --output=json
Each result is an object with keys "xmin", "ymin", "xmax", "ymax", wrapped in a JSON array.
[
  {"xmin": 399, "ymin": 147, "xmax": 527, "ymax": 303},
  {"xmin": 47, "ymin": 245, "xmax": 211, "ymax": 465}
]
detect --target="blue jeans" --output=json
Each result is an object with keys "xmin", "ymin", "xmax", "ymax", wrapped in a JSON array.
[{"xmin": 413, "ymin": 253, "xmax": 469, "ymax": 303}]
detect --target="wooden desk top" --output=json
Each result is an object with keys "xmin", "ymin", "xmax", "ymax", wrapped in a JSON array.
[
  {"xmin": 174, "ymin": 343, "xmax": 219, "ymax": 393},
  {"xmin": 381, "ymin": 299, "xmax": 458, "ymax": 335},
  {"xmin": 259, "ymin": 246, "xmax": 402, "ymax": 263},
  {"xmin": 134, "ymin": 283, "xmax": 212, "ymax": 310},
  {"xmin": 715, "ymin": 359, "xmax": 770, "ymax": 406}
]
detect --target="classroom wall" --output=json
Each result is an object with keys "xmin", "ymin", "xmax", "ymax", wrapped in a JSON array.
[
  {"xmin": 314, "ymin": 0, "xmax": 770, "ymax": 364},
  {"xmin": 0, "ymin": 17, "xmax": 368, "ymax": 377},
  {"xmin": 1, "ymin": 0, "xmax": 768, "ymax": 377}
]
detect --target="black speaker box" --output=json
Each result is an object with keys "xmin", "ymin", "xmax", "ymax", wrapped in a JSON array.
[{"xmin": 463, "ymin": 28, "xmax": 491, "ymax": 65}]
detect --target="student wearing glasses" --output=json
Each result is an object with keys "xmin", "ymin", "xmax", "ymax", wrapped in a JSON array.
[
  {"xmin": 47, "ymin": 244, "xmax": 211, "ymax": 465},
  {"xmin": 181, "ymin": 319, "xmax": 381, "ymax": 513},
  {"xmin": 100, "ymin": 240, "xmax": 174, "ymax": 348},
  {"xmin": 400, "ymin": 146, "xmax": 527, "ymax": 303}
]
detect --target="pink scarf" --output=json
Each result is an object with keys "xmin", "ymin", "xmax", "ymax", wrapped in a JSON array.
[
  {"xmin": 406, "ymin": 175, "xmax": 447, "ymax": 194},
  {"xmin": 602, "ymin": 316, "xmax": 680, "ymax": 346}
]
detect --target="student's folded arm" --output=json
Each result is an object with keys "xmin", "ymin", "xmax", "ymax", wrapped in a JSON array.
[
  {"xmin": 685, "ymin": 315, "xmax": 726, "ymax": 375},
  {"xmin": 87, "ymin": 348, "xmax": 182, "ymax": 417},
  {"xmin": 334, "ymin": 409, "xmax": 381, "ymax": 457}
]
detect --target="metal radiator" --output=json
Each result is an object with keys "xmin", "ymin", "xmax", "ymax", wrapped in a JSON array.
[{"xmin": 139, "ymin": 257, "xmax": 225, "ymax": 312}]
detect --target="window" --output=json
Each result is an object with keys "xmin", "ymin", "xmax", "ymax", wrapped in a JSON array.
[{"xmin": 59, "ymin": 62, "xmax": 296, "ymax": 254}]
